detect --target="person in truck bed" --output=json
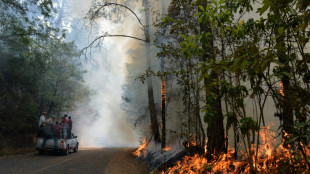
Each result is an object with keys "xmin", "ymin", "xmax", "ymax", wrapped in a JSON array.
[
  {"xmin": 61, "ymin": 114, "xmax": 69, "ymax": 139},
  {"xmin": 39, "ymin": 112, "xmax": 47, "ymax": 128},
  {"xmin": 67, "ymin": 116, "xmax": 72, "ymax": 138},
  {"xmin": 41, "ymin": 122, "xmax": 53, "ymax": 149},
  {"xmin": 52, "ymin": 122, "xmax": 63, "ymax": 148}
]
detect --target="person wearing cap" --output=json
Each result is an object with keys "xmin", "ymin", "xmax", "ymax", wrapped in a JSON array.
[{"xmin": 39, "ymin": 112, "xmax": 47, "ymax": 128}]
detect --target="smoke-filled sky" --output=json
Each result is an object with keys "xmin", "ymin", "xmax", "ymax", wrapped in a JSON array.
[
  {"xmin": 51, "ymin": 0, "xmax": 171, "ymax": 147},
  {"xmin": 53, "ymin": 0, "xmax": 149, "ymax": 147}
]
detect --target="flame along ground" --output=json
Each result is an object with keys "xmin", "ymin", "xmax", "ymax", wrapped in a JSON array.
[
  {"xmin": 132, "ymin": 137, "xmax": 171, "ymax": 156},
  {"xmin": 133, "ymin": 126, "xmax": 310, "ymax": 173},
  {"xmin": 162, "ymin": 146, "xmax": 171, "ymax": 152},
  {"xmin": 133, "ymin": 137, "xmax": 148, "ymax": 157}
]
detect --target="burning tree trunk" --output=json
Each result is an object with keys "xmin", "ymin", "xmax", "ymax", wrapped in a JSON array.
[
  {"xmin": 198, "ymin": 0, "xmax": 225, "ymax": 157},
  {"xmin": 160, "ymin": 0, "xmax": 166, "ymax": 149},
  {"xmin": 144, "ymin": 0, "xmax": 161, "ymax": 143},
  {"xmin": 161, "ymin": 79, "xmax": 166, "ymax": 148},
  {"xmin": 273, "ymin": 13, "xmax": 294, "ymax": 142}
]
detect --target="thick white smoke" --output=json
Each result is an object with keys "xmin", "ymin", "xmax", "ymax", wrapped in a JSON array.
[
  {"xmin": 74, "ymin": 41, "xmax": 139, "ymax": 147},
  {"xmin": 53, "ymin": 0, "xmax": 151, "ymax": 147}
]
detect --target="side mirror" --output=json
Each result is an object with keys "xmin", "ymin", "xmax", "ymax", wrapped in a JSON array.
[{"xmin": 74, "ymin": 136, "xmax": 78, "ymax": 138}]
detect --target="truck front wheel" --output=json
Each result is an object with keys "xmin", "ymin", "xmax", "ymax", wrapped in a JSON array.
[{"xmin": 73, "ymin": 143, "xmax": 78, "ymax": 152}]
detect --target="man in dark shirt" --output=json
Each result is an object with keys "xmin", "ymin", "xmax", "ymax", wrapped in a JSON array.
[
  {"xmin": 52, "ymin": 122, "xmax": 63, "ymax": 148},
  {"xmin": 52, "ymin": 122, "xmax": 63, "ymax": 138},
  {"xmin": 41, "ymin": 124, "xmax": 52, "ymax": 149},
  {"xmin": 67, "ymin": 116, "xmax": 72, "ymax": 138}
]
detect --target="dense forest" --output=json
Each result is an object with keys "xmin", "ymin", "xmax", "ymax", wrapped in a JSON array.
[
  {"xmin": 0, "ymin": 0, "xmax": 89, "ymax": 154},
  {"xmin": 152, "ymin": 0, "xmax": 310, "ymax": 172}
]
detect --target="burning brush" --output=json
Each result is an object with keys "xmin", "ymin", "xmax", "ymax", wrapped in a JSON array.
[
  {"xmin": 133, "ymin": 137, "xmax": 148, "ymax": 157},
  {"xmin": 160, "ymin": 126, "xmax": 310, "ymax": 173}
]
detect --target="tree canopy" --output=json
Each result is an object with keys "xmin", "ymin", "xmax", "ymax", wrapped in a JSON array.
[{"xmin": 0, "ymin": 0, "xmax": 90, "ymax": 136}]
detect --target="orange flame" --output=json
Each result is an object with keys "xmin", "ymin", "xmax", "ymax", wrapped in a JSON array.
[
  {"xmin": 161, "ymin": 154, "xmax": 207, "ymax": 174},
  {"xmin": 132, "ymin": 137, "xmax": 147, "ymax": 157},
  {"xmin": 161, "ymin": 79, "xmax": 166, "ymax": 111},
  {"xmin": 280, "ymin": 80, "xmax": 285, "ymax": 96},
  {"xmin": 161, "ymin": 126, "xmax": 309, "ymax": 173},
  {"xmin": 163, "ymin": 146, "xmax": 171, "ymax": 151}
]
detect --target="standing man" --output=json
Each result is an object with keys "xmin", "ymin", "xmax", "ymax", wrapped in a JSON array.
[
  {"xmin": 51, "ymin": 115, "xmax": 57, "ymax": 125},
  {"xmin": 41, "ymin": 122, "xmax": 52, "ymax": 149},
  {"xmin": 39, "ymin": 112, "xmax": 47, "ymax": 128},
  {"xmin": 61, "ymin": 114, "xmax": 68, "ymax": 139},
  {"xmin": 67, "ymin": 116, "xmax": 72, "ymax": 138},
  {"xmin": 52, "ymin": 122, "xmax": 63, "ymax": 148}
]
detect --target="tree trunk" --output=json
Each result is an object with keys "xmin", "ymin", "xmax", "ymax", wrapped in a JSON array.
[
  {"xmin": 160, "ymin": 0, "xmax": 166, "ymax": 149},
  {"xmin": 274, "ymin": 13, "xmax": 294, "ymax": 141},
  {"xmin": 144, "ymin": 0, "xmax": 161, "ymax": 143},
  {"xmin": 161, "ymin": 79, "xmax": 166, "ymax": 149},
  {"xmin": 199, "ymin": 0, "xmax": 225, "ymax": 157}
]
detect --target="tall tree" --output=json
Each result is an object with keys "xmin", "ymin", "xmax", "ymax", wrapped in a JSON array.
[
  {"xmin": 144, "ymin": 0, "xmax": 161, "ymax": 143},
  {"xmin": 155, "ymin": 0, "xmax": 206, "ymax": 150},
  {"xmin": 198, "ymin": 0, "xmax": 225, "ymax": 156}
]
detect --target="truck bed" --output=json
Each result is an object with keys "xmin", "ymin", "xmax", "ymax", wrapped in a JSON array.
[{"xmin": 36, "ymin": 134, "xmax": 79, "ymax": 155}]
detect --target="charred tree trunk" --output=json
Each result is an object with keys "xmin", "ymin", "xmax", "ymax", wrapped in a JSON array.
[
  {"xmin": 274, "ymin": 15, "xmax": 294, "ymax": 141},
  {"xmin": 160, "ymin": 0, "xmax": 166, "ymax": 150},
  {"xmin": 161, "ymin": 79, "xmax": 166, "ymax": 149},
  {"xmin": 144, "ymin": 0, "xmax": 161, "ymax": 143},
  {"xmin": 199, "ymin": 0, "xmax": 225, "ymax": 157}
]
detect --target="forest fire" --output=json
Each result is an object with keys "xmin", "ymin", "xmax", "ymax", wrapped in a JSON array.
[
  {"xmin": 161, "ymin": 80, "xmax": 166, "ymax": 110},
  {"xmin": 133, "ymin": 137, "xmax": 148, "ymax": 157},
  {"xmin": 280, "ymin": 80, "xmax": 285, "ymax": 96},
  {"xmin": 163, "ymin": 146, "xmax": 171, "ymax": 151},
  {"xmin": 161, "ymin": 126, "xmax": 310, "ymax": 173}
]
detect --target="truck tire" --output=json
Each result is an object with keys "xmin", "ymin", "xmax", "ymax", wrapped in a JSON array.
[
  {"xmin": 63, "ymin": 145, "xmax": 69, "ymax": 156},
  {"xmin": 73, "ymin": 143, "xmax": 78, "ymax": 152}
]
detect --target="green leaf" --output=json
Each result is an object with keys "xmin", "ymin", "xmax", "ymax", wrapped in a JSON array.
[
  {"xmin": 285, "ymin": 136, "xmax": 299, "ymax": 144},
  {"xmin": 180, "ymin": 34, "xmax": 187, "ymax": 40},
  {"xmin": 199, "ymin": 13, "xmax": 207, "ymax": 24},
  {"xmin": 282, "ymin": 72, "xmax": 293, "ymax": 77},
  {"xmin": 272, "ymin": 60, "xmax": 284, "ymax": 66},
  {"xmin": 239, "ymin": 20, "xmax": 244, "ymax": 26},
  {"xmin": 297, "ymin": 122, "xmax": 307, "ymax": 128},
  {"xmin": 199, "ymin": 5, "xmax": 204, "ymax": 12},
  {"xmin": 278, "ymin": 27, "xmax": 284, "ymax": 35},
  {"xmin": 259, "ymin": 0, "xmax": 271, "ymax": 15}
]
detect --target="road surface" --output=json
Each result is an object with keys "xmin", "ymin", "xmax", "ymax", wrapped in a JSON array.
[{"xmin": 0, "ymin": 148, "xmax": 148, "ymax": 174}]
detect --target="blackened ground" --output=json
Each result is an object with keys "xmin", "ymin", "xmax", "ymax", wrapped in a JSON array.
[{"xmin": 0, "ymin": 148, "xmax": 148, "ymax": 174}]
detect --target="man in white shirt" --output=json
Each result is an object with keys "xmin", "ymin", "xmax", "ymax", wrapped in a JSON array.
[{"xmin": 39, "ymin": 112, "xmax": 47, "ymax": 128}]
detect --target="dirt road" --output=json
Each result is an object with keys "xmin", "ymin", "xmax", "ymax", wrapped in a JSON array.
[{"xmin": 0, "ymin": 148, "xmax": 148, "ymax": 174}]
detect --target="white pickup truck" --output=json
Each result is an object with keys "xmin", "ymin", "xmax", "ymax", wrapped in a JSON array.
[{"xmin": 35, "ymin": 133, "xmax": 79, "ymax": 155}]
